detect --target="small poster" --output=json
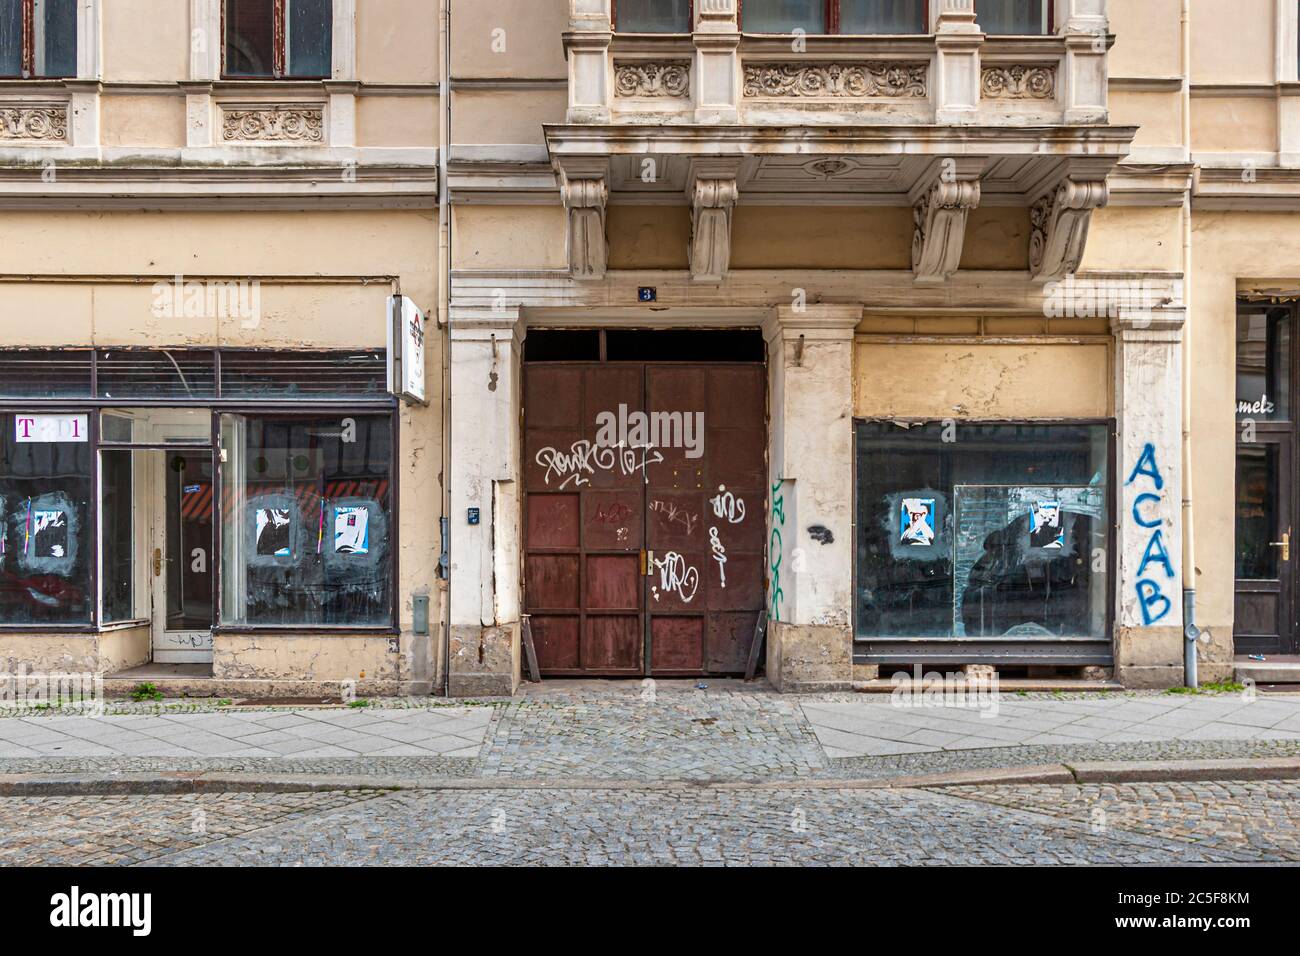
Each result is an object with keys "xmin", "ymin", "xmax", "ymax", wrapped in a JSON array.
[
  {"xmin": 900, "ymin": 498, "xmax": 936, "ymax": 547},
  {"xmin": 255, "ymin": 508, "xmax": 292, "ymax": 556},
  {"xmin": 1029, "ymin": 500, "xmax": 1064, "ymax": 550},
  {"xmin": 334, "ymin": 506, "xmax": 370, "ymax": 555},
  {"xmin": 31, "ymin": 511, "xmax": 68, "ymax": 558}
]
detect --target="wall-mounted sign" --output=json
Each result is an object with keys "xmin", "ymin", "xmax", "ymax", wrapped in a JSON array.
[
  {"xmin": 14, "ymin": 414, "xmax": 88, "ymax": 443},
  {"xmin": 638, "ymin": 287, "xmax": 657, "ymax": 302},
  {"xmin": 387, "ymin": 295, "xmax": 427, "ymax": 405}
]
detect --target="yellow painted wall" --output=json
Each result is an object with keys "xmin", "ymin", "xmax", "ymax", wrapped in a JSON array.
[
  {"xmin": 732, "ymin": 207, "xmax": 913, "ymax": 270},
  {"xmin": 451, "ymin": 205, "xmax": 568, "ymax": 270}
]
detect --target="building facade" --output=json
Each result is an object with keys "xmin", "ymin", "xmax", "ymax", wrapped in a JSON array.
[
  {"xmin": 0, "ymin": 0, "xmax": 443, "ymax": 697},
  {"xmin": 1, "ymin": 1, "xmax": 1296, "ymax": 697}
]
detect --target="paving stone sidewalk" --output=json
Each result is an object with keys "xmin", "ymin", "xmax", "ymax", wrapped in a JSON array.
[{"xmin": 0, "ymin": 682, "xmax": 1297, "ymax": 781}]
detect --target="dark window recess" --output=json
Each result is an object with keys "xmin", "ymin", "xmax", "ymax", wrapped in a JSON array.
[
  {"xmin": 96, "ymin": 350, "xmax": 218, "ymax": 400},
  {"xmin": 219, "ymin": 351, "xmax": 387, "ymax": 398},
  {"xmin": 0, "ymin": 0, "xmax": 77, "ymax": 79},
  {"xmin": 615, "ymin": 0, "xmax": 693, "ymax": 33},
  {"xmin": 524, "ymin": 330, "xmax": 602, "ymax": 363},
  {"xmin": 739, "ymin": 1, "xmax": 928, "ymax": 34},
  {"xmin": 1236, "ymin": 307, "xmax": 1291, "ymax": 421},
  {"xmin": 0, "ymin": 350, "xmax": 92, "ymax": 398},
  {"xmin": 605, "ymin": 329, "xmax": 765, "ymax": 362},
  {"xmin": 224, "ymin": 0, "xmax": 332, "ymax": 79},
  {"xmin": 855, "ymin": 421, "xmax": 1111, "ymax": 640},
  {"xmin": 977, "ymin": 0, "xmax": 1050, "ymax": 35}
]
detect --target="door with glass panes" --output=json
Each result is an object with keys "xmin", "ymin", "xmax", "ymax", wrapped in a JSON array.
[{"xmin": 1235, "ymin": 302, "xmax": 1299, "ymax": 656}]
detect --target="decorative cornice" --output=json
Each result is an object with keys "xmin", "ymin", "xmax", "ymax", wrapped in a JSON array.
[
  {"xmin": 981, "ymin": 64, "xmax": 1056, "ymax": 100},
  {"xmin": 0, "ymin": 104, "xmax": 69, "ymax": 142},
  {"xmin": 742, "ymin": 62, "xmax": 927, "ymax": 99},
  {"xmin": 614, "ymin": 61, "xmax": 691, "ymax": 98},
  {"xmin": 221, "ymin": 105, "xmax": 325, "ymax": 143}
]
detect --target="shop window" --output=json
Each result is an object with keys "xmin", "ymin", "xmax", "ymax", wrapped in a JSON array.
[
  {"xmin": 0, "ymin": 412, "xmax": 92, "ymax": 625},
  {"xmin": 1236, "ymin": 307, "xmax": 1291, "ymax": 422},
  {"xmin": 741, "ymin": 1, "xmax": 925, "ymax": 34},
  {"xmin": 224, "ymin": 0, "xmax": 332, "ymax": 79},
  {"xmin": 0, "ymin": 0, "xmax": 77, "ymax": 79},
  {"xmin": 219, "ymin": 413, "xmax": 394, "ymax": 628},
  {"xmin": 855, "ymin": 421, "xmax": 1111, "ymax": 640},
  {"xmin": 615, "ymin": 0, "xmax": 692, "ymax": 33},
  {"xmin": 977, "ymin": 0, "xmax": 1050, "ymax": 35}
]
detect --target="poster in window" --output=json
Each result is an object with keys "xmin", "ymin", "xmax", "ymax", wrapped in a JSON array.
[
  {"xmin": 1028, "ymin": 500, "xmax": 1064, "ymax": 550},
  {"xmin": 31, "ymin": 510, "xmax": 69, "ymax": 558},
  {"xmin": 334, "ymin": 506, "xmax": 370, "ymax": 555},
  {"xmin": 899, "ymin": 498, "xmax": 936, "ymax": 547},
  {"xmin": 255, "ymin": 508, "xmax": 293, "ymax": 557}
]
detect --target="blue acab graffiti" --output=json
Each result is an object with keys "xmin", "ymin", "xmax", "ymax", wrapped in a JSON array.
[{"xmin": 1126, "ymin": 443, "xmax": 1174, "ymax": 625}]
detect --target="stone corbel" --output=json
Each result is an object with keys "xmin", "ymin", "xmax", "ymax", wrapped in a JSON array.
[
  {"xmin": 687, "ymin": 160, "xmax": 741, "ymax": 283},
  {"xmin": 1029, "ymin": 178, "xmax": 1110, "ymax": 283},
  {"xmin": 558, "ymin": 157, "xmax": 610, "ymax": 281},
  {"xmin": 909, "ymin": 159, "xmax": 983, "ymax": 283}
]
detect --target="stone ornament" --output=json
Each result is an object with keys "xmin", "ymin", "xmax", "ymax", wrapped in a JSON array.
[
  {"xmin": 221, "ymin": 106, "xmax": 326, "ymax": 143},
  {"xmin": 912, "ymin": 180, "xmax": 982, "ymax": 283},
  {"xmin": 981, "ymin": 65, "xmax": 1057, "ymax": 100},
  {"xmin": 561, "ymin": 172, "xmax": 609, "ymax": 281},
  {"xmin": 615, "ymin": 61, "xmax": 691, "ymax": 98},
  {"xmin": 1030, "ymin": 179, "xmax": 1110, "ymax": 282},
  {"xmin": 0, "ymin": 105, "xmax": 69, "ymax": 142},
  {"xmin": 743, "ymin": 63, "xmax": 927, "ymax": 99},
  {"xmin": 689, "ymin": 177, "xmax": 739, "ymax": 283}
]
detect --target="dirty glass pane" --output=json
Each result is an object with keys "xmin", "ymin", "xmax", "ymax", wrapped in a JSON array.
[
  {"xmin": 1235, "ymin": 444, "xmax": 1278, "ymax": 580},
  {"xmin": 0, "ymin": 0, "xmax": 22, "ymax": 76},
  {"xmin": 977, "ymin": 0, "xmax": 1048, "ymax": 34},
  {"xmin": 225, "ymin": 0, "xmax": 276, "ymax": 77},
  {"xmin": 743, "ymin": 0, "xmax": 827, "ymax": 33},
  {"xmin": 287, "ymin": 0, "xmax": 332, "ymax": 77},
  {"xmin": 100, "ymin": 449, "xmax": 137, "ymax": 623},
  {"xmin": 34, "ymin": 0, "xmax": 77, "ymax": 77},
  {"xmin": 1236, "ymin": 308, "xmax": 1291, "ymax": 421},
  {"xmin": 616, "ymin": 0, "xmax": 691, "ymax": 32},
  {"xmin": 855, "ymin": 422, "xmax": 1110, "ymax": 639},
  {"xmin": 220, "ymin": 414, "xmax": 393, "ymax": 627},
  {"xmin": 0, "ymin": 413, "xmax": 93, "ymax": 625},
  {"xmin": 839, "ymin": 0, "xmax": 926, "ymax": 34}
]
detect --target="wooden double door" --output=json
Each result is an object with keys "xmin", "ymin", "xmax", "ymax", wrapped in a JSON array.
[{"xmin": 523, "ymin": 362, "xmax": 766, "ymax": 676}]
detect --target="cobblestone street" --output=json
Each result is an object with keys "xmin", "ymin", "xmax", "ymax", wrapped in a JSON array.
[{"xmin": 0, "ymin": 684, "xmax": 1297, "ymax": 865}]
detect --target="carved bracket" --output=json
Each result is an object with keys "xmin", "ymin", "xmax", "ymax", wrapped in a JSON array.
[
  {"xmin": 558, "ymin": 157, "xmax": 610, "ymax": 281},
  {"xmin": 1030, "ymin": 179, "xmax": 1110, "ymax": 283},
  {"xmin": 688, "ymin": 162, "xmax": 741, "ymax": 283},
  {"xmin": 0, "ymin": 104, "xmax": 69, "ymax": 142},
  {"xmin": 909, "ymin": 159, "xmax": 984, "ymax": 283}
]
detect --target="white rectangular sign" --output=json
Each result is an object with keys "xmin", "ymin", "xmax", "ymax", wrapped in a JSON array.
[
  {"xmin": 387, "ymin": 295, "xmax": 428, "ymax": 405},
  {"xmin": 14, "ymin": 414, "xmax": 89, "ymax": 443}
]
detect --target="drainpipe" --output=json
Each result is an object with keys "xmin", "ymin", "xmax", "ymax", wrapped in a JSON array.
[
  {"xmin": 438, "ymin": 0, "xmax": 453, "ymax": 696},
  {"xmin": 1180, "ymin": 0, "xmax": 1201, "ymax": 687}
]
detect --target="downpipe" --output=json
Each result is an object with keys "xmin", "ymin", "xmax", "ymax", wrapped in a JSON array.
[{"xmin": 1184, "ymin": 590, "xmax": 1199, "ymax": 689}]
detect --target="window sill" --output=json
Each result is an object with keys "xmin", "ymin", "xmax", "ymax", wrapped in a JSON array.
[{"xmin": 213, "ymin": 625, "xmax": 399, "ymax": 636}]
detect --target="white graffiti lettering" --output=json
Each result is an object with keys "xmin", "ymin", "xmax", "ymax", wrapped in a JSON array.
[
  {"xmin": 535, "ymin": 441, "xmax": 616, "ymax": 490},
  {"xmin": 654, "ymin": 551, "xmax": 699, "ymax": 604},
  {"xmin": 709, "ymin": 486, "xmax": 746, "ymax": 524},
  {"xmin": 709, "ymin": 526, "xmax": 727, "ymax": 588}
]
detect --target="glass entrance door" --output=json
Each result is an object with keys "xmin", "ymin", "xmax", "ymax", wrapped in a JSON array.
[{"xmin": 153, "ymin": 451, "xmax": 214, "ymax": 663}]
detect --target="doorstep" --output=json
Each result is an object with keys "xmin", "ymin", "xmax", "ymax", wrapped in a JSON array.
[
  {"xmin": 851, "ymin": 677, "xmax": 1126, "ymax": 694},
  {"xmin": 1235, "ymin": 654, "xmax": 1300, "ymax": 686}
]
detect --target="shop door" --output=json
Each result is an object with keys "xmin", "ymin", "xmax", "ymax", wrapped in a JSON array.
[
  {"xmin": 1234, "ymin": 302, "xmax": 1299, "ymax": 656},
  {"xmin": 151, "ymin": 451, "xmax": 214, "ymax": 663},
  {"xmin": 523, "ymin": 361, "xmax": 766, "ymax": 676}
]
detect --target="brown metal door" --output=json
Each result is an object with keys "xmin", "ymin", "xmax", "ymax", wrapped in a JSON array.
[{"xmin": 523, "ymin": 360, "xmax": 766, "ymax": 676}]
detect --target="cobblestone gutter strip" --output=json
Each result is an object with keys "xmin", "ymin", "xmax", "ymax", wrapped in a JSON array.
[{"xmin": 5, "ymin": 758, "xmax": 1298, "ymax": 796}]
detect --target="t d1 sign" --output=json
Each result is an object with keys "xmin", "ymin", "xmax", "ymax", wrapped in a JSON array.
[{"xmin": 387, "ymin": 295, "xmax": 427, "ymax": 405}]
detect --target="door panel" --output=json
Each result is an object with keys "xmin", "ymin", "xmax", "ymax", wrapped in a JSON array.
[
  {"xmin": 1234, "ymin": 437, "xmax": 1293, "ymax": 655},
  {"xmin": 523, "ymin": 359, "xmax": 765, "ymax": 676}
]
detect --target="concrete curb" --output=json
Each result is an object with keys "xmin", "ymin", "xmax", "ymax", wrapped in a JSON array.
[{"xmin": 3, "ymin": 757, "xmax": 1299, "ymax": 796}]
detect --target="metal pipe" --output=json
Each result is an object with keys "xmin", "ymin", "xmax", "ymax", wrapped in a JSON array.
[
  {"xmin": 438, "ymin": 0, "xmax": 453, "ymax": 697},
  {"xmin": 1180, "ymin": 0, "xmax": 1199, "ymax": 687}
]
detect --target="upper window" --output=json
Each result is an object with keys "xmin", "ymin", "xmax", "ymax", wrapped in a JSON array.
[
  {"xmin": 615, "ymin": 0, "xmax": 693, "ymax": 33},
  {"xmin": 977, "ymin": 0, "xmax": 1051, "ymax": 35},
  {"xmin": 741, "ymin": 1, "xmax": 926, "ymax": 34},
  {"xmin": 224, "ymin": 0, "xmax": 332, "ymax": 79},
  {"xmin": 0, "ymin": 0, "xmax": 77, "ymax": 79}
]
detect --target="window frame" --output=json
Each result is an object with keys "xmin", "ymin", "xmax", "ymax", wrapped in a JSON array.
[
  {"xmin": 613, "ymin": 0, "xmax": 695, "ymax": 33},
  {"xmin": 737, "ymin": 1, "xmax": 929, "ymax": 34},
  {"xmin": 0, "ymin": 0, "xmax": 78, "ymax": 80},
  {"xmin": 976, "ymin": 0, "xmax": 1054, "ymax": 36},
  {"xmin": 851, "ymin": 417, "xmax": 1118, "ymax": 647},
  {"xmin": 221, "ymin": 0, "xmax": 333, "ymax": 81}
]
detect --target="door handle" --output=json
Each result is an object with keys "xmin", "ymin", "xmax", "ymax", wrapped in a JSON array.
[
  {"xmin": 153, "ymin": 548, "xmax": 163, "ymax": 577},
  {"xmin": 1270, "ymin": 529, "xmax": 1291, "ymax": 562},
  {"xmin": 641, "ymin": 549, "xmax": 654, "ymax": 576}
]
